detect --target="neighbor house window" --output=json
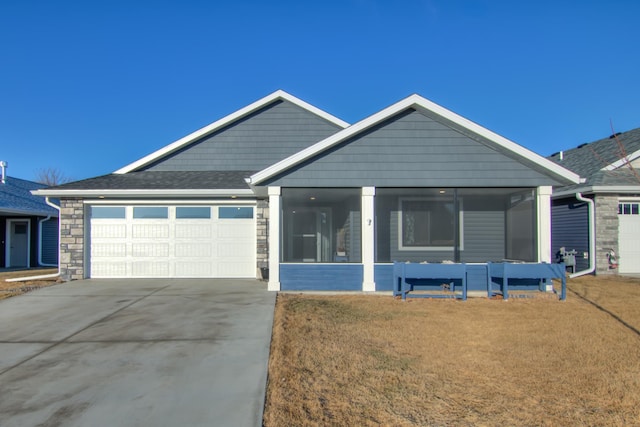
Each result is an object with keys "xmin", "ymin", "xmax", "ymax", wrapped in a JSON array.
[
  {"xmin": 219, "ymin": 207, "xmax": 253, "ymax": 219},
  {"xmin": 176, "ymin": 207, "xmax": 211, "ymax": 219},
  {"xmin": 133, "ymin": 207, "xmax": 168, "ymax": 219},
  {"xmin": 399, "ymin": 197, "xmax": 459, "ymax": 250},
  {"xmin": 91, "ymin": 206, "xmax": 126, "ymax": 219}
]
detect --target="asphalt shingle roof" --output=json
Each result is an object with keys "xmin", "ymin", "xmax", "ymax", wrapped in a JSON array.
[
  {"xmin": 1, "ymin": 176, "xmax": 58, "ymax": 216},
  {"xmin": 547, "ymin": 127, "xmax": 640, "ymax": 191},
  {"xmin": 548, "ymin": 127, "xmax": 640, "ymax": 178},
  {"xmin": 46, "ymin": 171, "xmax": 255, "ymax": 191}
]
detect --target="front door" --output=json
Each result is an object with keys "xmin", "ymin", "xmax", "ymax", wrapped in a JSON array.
[
  {"xmin": 287, "ymin": 208, "xmax": 332, "ymax": 262},
  {"xmin": 8, "ymin": 220, "xmax": 30, "ymax": 268}
]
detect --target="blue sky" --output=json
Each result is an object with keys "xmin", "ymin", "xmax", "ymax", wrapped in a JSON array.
[{"xmin": 1, "ymin": 0, "xmax": 639, "ymax": 181}]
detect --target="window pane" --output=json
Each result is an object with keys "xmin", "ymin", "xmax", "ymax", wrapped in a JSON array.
[
  {"xmin": 133, "ymin": 207, "xmax": 168, "ymax": 219},
  {"xmin": 92, "ymin": 206, "xmax": 126, "ymax": 219},
  {"xmin": 401, "ymin": 199, "xmax": 454, "ymax": 247},
  {"xmin": 633, "ymin": 204, "xmax": 639, "ymax": 215},
  {"xmin": 219, "ymin": 207, "xmax": 253, "ymax": 219},
  {"xmin": 282, "ymin": 188, "xmax": 361, "ymax": 263},
  {"xmin": 176, "ymin": 207, "xmax": 210, "ymax": 219}
]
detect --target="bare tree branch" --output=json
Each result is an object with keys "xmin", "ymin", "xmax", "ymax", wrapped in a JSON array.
[{"xmin": 35, "ymin": 167, "xmax": 73, "ymax": 186}]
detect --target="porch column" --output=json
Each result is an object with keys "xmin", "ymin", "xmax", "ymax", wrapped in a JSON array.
[
  {"xmin": 268, "ymin": 186, "xmax": 281, "ymax": 291},
  {"xmin": 537, "ymin": 186, "xmax": 552, "ymax": 263},
  {"xmin": 362, "ymin": 186, "xmax": 376, "ymax": 291}
]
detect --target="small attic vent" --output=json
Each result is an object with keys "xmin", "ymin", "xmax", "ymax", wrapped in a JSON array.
[
  {"xmin": 577, "ymin": 143, "xmax": 588, "ymax": 148},
  {"xmin": 609, "ymin": 132, "xmax": 622, "ymax": 139}
]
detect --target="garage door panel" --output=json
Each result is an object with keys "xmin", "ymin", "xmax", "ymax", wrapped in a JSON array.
[
  {"xmin": 175, "ymin": 243, "xmax": 213, "ymax": 257},
  {"xmin": 90, "ymin": 205, "xmax": 255, "ymax": 278},
  {"xmin": 92, "ymin": 262, "xmax": 127, "ymax": 277},
  {"xmin": 132, "ymin": 262, "xmax": 170, "ymax": 277},
  {"xmin": 218, "ymin": 222, "xmax": 253, "ymax": 238},
  {"xmin": 132, "ymin": 224, "xmax": 169, "ymax": 239},
  {"xmin": 132, "ymin": 243, "xmax": 170, "ymax": 257},
  {"xmin": 92, "ymin": 224, "xmax": 126, "ymax": 238},
  {"xmin": 175, "ymin": 224, "xmax": 212, "ymax": 238},
  {"xmin": 92, "ymin": 243, "xmax": 127, "ymax": 257}
]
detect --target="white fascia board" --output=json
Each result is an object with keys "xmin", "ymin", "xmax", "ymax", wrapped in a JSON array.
[
  {"xmin": 601, "ymin": 149, "xmax": 640, "ymax": 171},
  {"xmin": 114, "ymin": 90, "xmax": 349, "ymax": 174},
  {"xmin": 552, "ymin": 185, "xmax": 640, "ymax": 198},
  {"xmin": 32, "ymin": 189, "xmax": 256, "ymax": 198},
  {"xmin": 250, "ymin": 94, "xmax": 582, "ymax": 185},
  {"xmin": 0, "ymin": 208, "xmax": 58, "ymax": 217}
]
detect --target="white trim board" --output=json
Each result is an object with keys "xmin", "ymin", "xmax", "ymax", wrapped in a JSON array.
[
  {"xmin": 249, "ymin": 94, "xmax": 582, "ymax": 186},
  {"xmin": 114, "ymin": 90, "xmax": 350, "ymax": 174}
]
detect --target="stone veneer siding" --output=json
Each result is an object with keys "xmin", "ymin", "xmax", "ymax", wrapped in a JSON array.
[
  {"xmin": 59, "ymin": 198, "xmax": 86, "ymax": 281},
  {"xmin": 594, "ymin": 194, "xmax": 619, "ymax": 275},
  {"xmin": 256, "ymin": 199, "xmax": 269, "ymax": 279}
]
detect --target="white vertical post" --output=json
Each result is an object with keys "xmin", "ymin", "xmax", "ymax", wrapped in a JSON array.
[
  {"xmin": 268, "ymin": 186, "xmax": 281, "ymax": 291},
  {"xmin": 537, "ymin": 186, "xmax": 552, "ymax": 263},
  {"xmin": 362, "ymin": 187, "xmax": 376, "ymax": 291}
]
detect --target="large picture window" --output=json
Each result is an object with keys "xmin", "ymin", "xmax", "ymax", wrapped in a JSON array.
[{"xmin": 400, "ymin": 198, "xmax": 458, "ymax": 250}]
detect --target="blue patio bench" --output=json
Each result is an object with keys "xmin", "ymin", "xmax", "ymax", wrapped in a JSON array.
[
  {"xmin": 393, "ymin": 262, "xmax": 468, "ymax": 301},
  {"xmin": 487, "ymin": 262, "xmax": 566, "ymax": 301}
]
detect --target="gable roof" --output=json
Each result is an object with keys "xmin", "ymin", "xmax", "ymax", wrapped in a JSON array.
[
  {"xmin": 548, "ymin": 127, "xmax": 640, "ymax": 178},
  {"xmin": 115, "ymin": 90, "xmax": 349, "ymax": 174},
  {"xmin": 1, "ymin": 176, "xmax": 58, "ymax": 216},
  {"xmin": 249, "ymin": 94, "xmax": 582, "ymax": 186}
]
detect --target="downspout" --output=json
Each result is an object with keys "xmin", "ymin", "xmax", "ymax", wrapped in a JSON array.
[
  {"xmin": 6, "ymin": 197, "xmax": 61, "ymax": 282},
  {"xmin": 569, "ymin": 193, "xmax": 595, "ymax": 278}
]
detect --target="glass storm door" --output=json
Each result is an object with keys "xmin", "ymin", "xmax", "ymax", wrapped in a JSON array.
[{"xmin": 288, "ymin": 208, "xmax": 332, "ymax": 262}]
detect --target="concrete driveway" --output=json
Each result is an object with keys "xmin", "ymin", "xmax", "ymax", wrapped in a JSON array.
[{"xmin": 0, "ymin": 279, "xmax": 276, "ymax": 427}]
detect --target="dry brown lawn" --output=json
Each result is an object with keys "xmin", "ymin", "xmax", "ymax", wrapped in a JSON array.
[
  {"xmin": 0, "ymin": 268, "xmax": 59, "ymax": 300},
  {"xmin": 264, "ymin": 275, "xmax": 640, "ymax": 426}
]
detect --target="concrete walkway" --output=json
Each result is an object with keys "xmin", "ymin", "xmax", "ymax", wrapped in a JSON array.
[{"xmin": 0, "ymin": 279, "xmax": 276, "ymax": 427}]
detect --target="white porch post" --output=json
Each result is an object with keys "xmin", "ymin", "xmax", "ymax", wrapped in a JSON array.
[
  {"xmin": 268, "ymin": 186, "xmax": 281, "ymax": 291},
  {"xmin": 537, "ymin": 186, "xmax": 552, "ymax": 263},
  {"xmin": 362, "ymin": 186, "xmax": 376, "ymax": 291}
]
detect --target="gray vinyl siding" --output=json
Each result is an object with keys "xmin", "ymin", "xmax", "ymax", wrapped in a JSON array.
[
  {"xmin": 144, "ymin": 100, "xmax": 343, "ymax": 172},
  {"xmin": 462, "ymin": 209, "xmax": 505, "ymax": 262},
  {"xmin": 41, "ymin": 218, "xmax": 59, "ymax": 265},
  {"xmin": 264, "ymin": 109, "xmax": 565, "ymax": 187},
  {"xmin": 552, "ymin": 197, "xmax": 590, "ymax": 272}
]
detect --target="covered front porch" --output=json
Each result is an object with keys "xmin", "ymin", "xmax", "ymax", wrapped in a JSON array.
[{"xmin": 267, "ymin": 186, "xmax": 555, "ymax": 293}]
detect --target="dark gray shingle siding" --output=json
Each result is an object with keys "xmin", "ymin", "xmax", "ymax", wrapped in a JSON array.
[{"xmin": 47, "ymin": 171, "xmax": 255, "ymax": 191}]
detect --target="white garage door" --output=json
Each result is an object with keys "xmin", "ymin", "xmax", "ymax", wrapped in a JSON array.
[
  {"xmin": 618, "ymin": 201, "xmax": 640, "ymax": 274},
  {"xmin": 90, "ymin": 205, "xmax": 256, "ymax": 278}
]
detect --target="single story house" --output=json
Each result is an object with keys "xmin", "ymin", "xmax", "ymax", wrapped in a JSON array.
[
  {"xmin": 549, "ymin": 127, "xmax": 640, "ymax": 275},
  {"xmin": 34, "ymin": 91, "xmax": 581, "ymax": 291},
  {"xmin": 1, "ymin": 162, "xmax": 59, "ymax": 268}
]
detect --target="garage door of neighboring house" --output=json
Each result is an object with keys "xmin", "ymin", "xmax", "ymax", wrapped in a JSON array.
[
  {"xmin": 89, "ymin": 205, "xmax": 256, "ymax": 278},
  {"xmin": 618, "ymin": 201, "xmax": 640, "ymax": 274}
]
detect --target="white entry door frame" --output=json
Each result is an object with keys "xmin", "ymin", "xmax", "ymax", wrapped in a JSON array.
[{"xmin": 6, "ymin": 219, "xmax": 31, "ymax": 268}]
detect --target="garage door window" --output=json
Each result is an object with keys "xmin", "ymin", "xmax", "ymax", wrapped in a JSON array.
[
  {"xmin": 92, "ymin": 206, "xmax": 126, "ymax": 219},
  {"xmin": 219, "ymin": 207, "xmax": 253, "ymax": 219},
  {"xmin": 133, "ymin": 207, "xmax": 168, "ymax": 219},
  {"xmin": 619, "ymin": 203, "xmax": 639, "ymax": 215},
  {"xmin": 176, "ymin": 207, "xmax": 211, "ymax": 219}
]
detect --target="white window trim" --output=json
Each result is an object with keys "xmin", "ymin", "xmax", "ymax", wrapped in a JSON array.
[{"xmin": 397, "ymin": 197, "xmax": 464, "ymax": 251}]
